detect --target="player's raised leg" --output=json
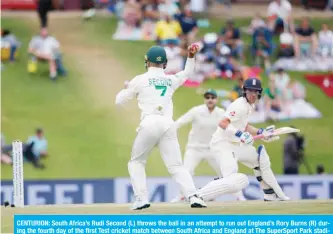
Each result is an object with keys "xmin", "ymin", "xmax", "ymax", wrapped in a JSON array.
[
  {"xmin": 205, "ymin": 152, "xmax": 247, "ymax": 201},
  {"xmin": 237, "ymin": 144, "xmax": 290, "ymax": 201},
  {"xmin": 198, "ymin": 173, "xmax": 249, "ymax": 201},
  {"xmin": 198, "ymin": 143, "xmax": 249, "ymax": 201},
  {"xmin": 158, "ymin": 124, "xmax": 207, "ymax": 208}
]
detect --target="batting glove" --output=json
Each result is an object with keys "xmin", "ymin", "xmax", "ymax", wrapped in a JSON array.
[
  {"xmin": 257, "ymin": 125, "xmax": 280, "ymax": 143},
  {"xmin": 239, "ymin": 132, "xmax": 254, "ymax": 145}
]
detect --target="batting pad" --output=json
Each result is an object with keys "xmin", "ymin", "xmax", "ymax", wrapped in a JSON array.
[{"xmin": 197, "ymin": 173, "xmax": 249, "ymax": 202}]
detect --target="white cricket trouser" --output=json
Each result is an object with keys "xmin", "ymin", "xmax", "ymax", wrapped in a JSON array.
[
  {"xmin": 210, "ymin": 141, "xmax": 259, "ymax": 177},
  {"xmin": 128, "ymin": 114, "xmax": 197, "ymax": 201},
  {"xmin": 195, "ymin": 141, "xmax": 252, "ymax": 201},
  {"xmin": 184, "ymin": 147, "xmax": 222, "ymax": 177},
  {"xmin": 210, "ymin": 141, "xmax": 287, "ymax": 199}
]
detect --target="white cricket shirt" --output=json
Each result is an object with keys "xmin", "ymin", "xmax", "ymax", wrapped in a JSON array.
[
  {"xmin": 115, "ymin": 58, "xmax": 195, "ymax": 121},
  {"xmin": 211, "ymin": 97, "xmax": 255, "ymax": 144},
  {"xmin": 175, "ymin": 104, "xmax": 225, "ymax": 149},
  {"xmin": 29, "ymin": 35, "xmax": 60, "ymax": 58}
]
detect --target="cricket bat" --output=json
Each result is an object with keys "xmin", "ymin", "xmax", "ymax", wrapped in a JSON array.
[{"xmin": 254, "ymin": 127, "xmax": 300, "ymax": 140}]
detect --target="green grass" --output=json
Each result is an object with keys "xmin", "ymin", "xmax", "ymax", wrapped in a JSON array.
[
  {"xmin": 1, "ymin": 16, "xmax": 333, "ymax": 180},
  {"xmin": 1, "ymin": 19, "xmax": 120, "ymax": 179}
]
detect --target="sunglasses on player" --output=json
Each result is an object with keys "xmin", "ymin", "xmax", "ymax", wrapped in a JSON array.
[{"xmin": 205, "ymin": 95, "xmax": 216, "ymax": 100}]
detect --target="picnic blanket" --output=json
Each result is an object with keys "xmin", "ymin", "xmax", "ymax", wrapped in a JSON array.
[
  {"xmin": 273, "ymin": 57, "xmax": 333, "ymax": 72},
  {"xmin": 221, "ymin": 99, "xmax": 322, "ymax": 123}
]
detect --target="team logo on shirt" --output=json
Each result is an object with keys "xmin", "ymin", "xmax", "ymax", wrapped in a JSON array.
[{"xmin": 229, "ymin": 111, "xmax": 236, "ymax": 116}]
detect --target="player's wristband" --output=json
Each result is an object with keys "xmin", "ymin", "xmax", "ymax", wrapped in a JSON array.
[
  {"xmin": 257, "ymin": 128, "xmax": 264, "ymax": 135},
  {"xmin": 235, "ymin": 130, "xmax": 243, "ymax": 138}
]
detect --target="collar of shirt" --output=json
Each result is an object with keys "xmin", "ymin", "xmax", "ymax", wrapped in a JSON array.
[
  {"xmin": 241, "ymin": 97, "xmax": 255, "ymax": 110},
  {"xmin": 147, "ymin": 67, "xmax": 165, "ymax": 75},
  {"xmin": 204, "ymin": 105, "xmax": 216, "ymax": 114}
]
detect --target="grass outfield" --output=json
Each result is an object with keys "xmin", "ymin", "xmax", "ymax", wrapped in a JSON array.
[
  {"xmin": 1, "ymin": 16, "xmax": 333, "ymax": 180},
  {"xmin": 2, "ymin": 200, "xmax": 333, "ymax": 233}
]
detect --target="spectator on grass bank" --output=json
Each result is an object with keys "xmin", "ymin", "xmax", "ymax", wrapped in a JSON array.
[
  {"xmin": 216, "ymin": 45, "xmax": 238, "ymax": 79},
  {"xmin": 267, "ymin": 0, "xmax": 293, "ymax": 34},
  {"xmin": 294, "ymin": 18, "xmax": 318, "ymax": 58},
  {"xmin": 158, "ymin": 0, "xmax": 179, "ymax": 17},
  {"xmin": 245, "ymin": 13, "xmax": 266, "ymax": 35},
  {"xmin": 174, "ymin": 5, "xmax": 198, "ymax": 44},
  {"xmin": 220, "ymin": 19, "xmax": 244, "ymax": 61},
  {"xmin": 252, "ymin": 26, "xmax": 273, "ymax": 71},
  {"xmin": 271, "ymin": 68, "xmax": 290, "ymax": 98},
  {"xmin": 263, "ymin": 79, "xmax": 281, "ymax": 121},
  {"xmin": 155, "ymin": 13, "xmax": 182, "ymax": 46},
  {"xmin": 28, "ymin": 27, "xmax": 67, "ymax": 80},
  {"xmin": 270, "ymin": 68, "xmax": 293, "ymax": 117},
  {"xmin": 318, "ymin": 24, "xmax": 333, "ymax": 57},
  {"xmin": 26, "ymin": 128, "xmax": 48, "ymax": 159},
  {"xmin": 1, "ymin": 29, "xmax": 21, "ymax": 62},
  {"xmin": 277, "ymin": 30, "xmax": 294, "ymax": 58},
  {"xmin": 122, "ymin": 0, "xmax": 142, "ymax": 28},
  {"xmin": 283, "ymin": 131, "xmax": 302, "ymax": 175},
  {"xmin": 141, "ymin": 0, "xmax": 162, "ymax": 22}
]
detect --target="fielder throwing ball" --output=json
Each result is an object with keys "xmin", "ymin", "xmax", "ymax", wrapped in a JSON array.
[
  {"xmin": 171, "ymin": 89, "xmax": 246, "ymax": 202},
  {"xmin": 115, "ymin": 44, "xmax": 207, "ymax": 210},
  {"xmin": 210, "ymin": 78, "xmax": 290, "ymax": 201}
]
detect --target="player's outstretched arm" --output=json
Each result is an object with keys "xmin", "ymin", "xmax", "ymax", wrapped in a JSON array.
[
  {"xmin": 175, "ymin": 107, "xmax": 197, "ymax": 129},
  {"xmin": 115, "ymin": 79, "xmax": 137, "ymax": 106},
  {"xmin": 173, "ymin": 44, "xmax": 200, "ymax": 87},
  {"xmin": 219, "ymin": 117, "xmax": 254, "ymax": 145}
]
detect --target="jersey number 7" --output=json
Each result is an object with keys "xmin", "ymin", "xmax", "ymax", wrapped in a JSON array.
[{"xmin": 155, "ymin": 85, "xmax": 167, "ymax": 96}]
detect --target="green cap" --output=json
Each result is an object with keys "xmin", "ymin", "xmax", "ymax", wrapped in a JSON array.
[
  {"xmin": 145, "ymin": 46, "xmax": 167, "ymax": 64},
  {"xmin": 204, "ymin": 89, "xmax": 217, "ymax": 97}
]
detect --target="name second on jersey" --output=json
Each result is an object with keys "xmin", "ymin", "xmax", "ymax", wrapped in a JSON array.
[{"xmin": 149, "ymin": 78, "xmax": 172, "ymax": 87}]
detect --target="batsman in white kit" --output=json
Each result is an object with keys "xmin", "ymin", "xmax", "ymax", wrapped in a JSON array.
[
  {"xmin": 171, "ymin": 89, "xmax": 246, "ymax": 202},
  {"xmin": 210, "ymin": 77, "xmax": 291, "ymax": 201}
]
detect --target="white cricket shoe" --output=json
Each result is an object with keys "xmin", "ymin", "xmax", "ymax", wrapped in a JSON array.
[
  {"xmin": 131, "ymin": 199, "xmax": 150, "ymax": 210},
  {"xmin": 189, "ymin": 195, "xmax": 207, "ymax": 208},
  {"xmin": 170, "ymin": 195, "xmax": 186, "ymax": 203},
  {"xmin": 280, "ymin": 196, "xmax": 291, "ymax": 201},
  {"xmin": 264, "ymin": 194, "xmax": 291, "ymax": 201}
]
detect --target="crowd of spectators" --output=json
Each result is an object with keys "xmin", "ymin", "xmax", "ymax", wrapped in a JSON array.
[
  {"xmin": 111, "ymin": 0, "xmax": 331, "ymax": 122},
  {"xmin": 115, "ymin": 0, "xmax": 332, "ymax": 77}
]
